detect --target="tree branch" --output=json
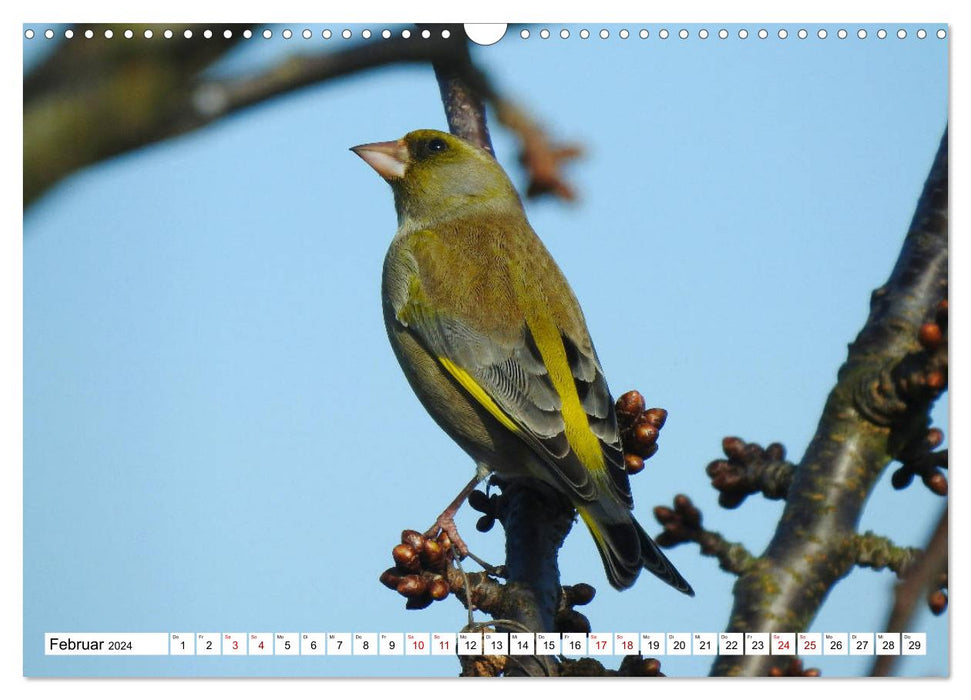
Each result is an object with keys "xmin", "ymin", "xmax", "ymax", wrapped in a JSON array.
[
  {"xmin": 711, "ymin": 128, "xmax": 948, "ymax": 676},
  {"xmin": 871, "ymin": 507, "xmax": 947, "ymax": 676}
]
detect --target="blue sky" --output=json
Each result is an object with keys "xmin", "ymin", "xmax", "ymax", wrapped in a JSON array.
[{"xmin": 23, "ymin": 23, "xmax": 948, "ymax": 678}]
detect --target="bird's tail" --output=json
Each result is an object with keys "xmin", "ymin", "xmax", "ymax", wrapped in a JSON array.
[{"xmin": 577, "ymin": 505, "xmax": 694, "ymax": 595}]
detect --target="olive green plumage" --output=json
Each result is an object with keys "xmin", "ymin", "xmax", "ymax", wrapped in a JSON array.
[{"xmin": 353, "ymin": 129, "xmax": 693, "ymax": 594}]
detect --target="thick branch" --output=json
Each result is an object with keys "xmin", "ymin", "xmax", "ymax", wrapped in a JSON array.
[{"xmin": 711, "ymin": 128, "xmax": 948, "ymax": 676}]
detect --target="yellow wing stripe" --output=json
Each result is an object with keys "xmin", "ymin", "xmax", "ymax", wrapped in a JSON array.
[
  {"xmin": 524, "ymin": 315, "xmax": 607, "ymax": 473},
  {"xmin": 438, "ymin": 357, "xmax": 522, "ymax": 434},
  {"xmin": 577, "ymin": 506, "xmax": 608, "ymax": 549}
]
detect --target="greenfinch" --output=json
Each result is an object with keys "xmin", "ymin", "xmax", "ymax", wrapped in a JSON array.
[{"xmin": 352, "ymin": 129, "xmax": 693, "ymax": 594}]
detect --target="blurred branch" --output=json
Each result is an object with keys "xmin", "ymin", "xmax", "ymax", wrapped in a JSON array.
[
  {"xmin": 25, "ymin": 22, "xmax": 579, "ymax": 210},
  {"xmin": 710, "ymin": 127, "xmax": 948, "ymax": 676},
  {"xmin": 871, "ymin": 507, "xmax": 947, "ymax": 677}
]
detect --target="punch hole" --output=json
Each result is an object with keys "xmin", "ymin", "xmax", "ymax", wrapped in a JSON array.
[
  {"xmin": 560, "ymin": 29, "xmax": 570, "ymax": 39},
  {"xmin": 619, "ymin": 29, "xmax": 629, "ymax": 39},
  {"xmin": 540, "ymin": 29, "xmax": 550, "ymax": 39},
  {"xmin": 758, "ymin": 29, "xmax": 768, "ymax": 39},
  {"xmin": 302, "ymin": 29, "xmax": 311, "ymax": 39},
  {"xmin": 578, "ymin": 28, "xmax": 589, "ymax": 39},
  {"xmin": 203, "ymin": 29, "xmax": 212, "ymax": 39},
  {"xmin": 362, "ymin": 29, "xmax": 372, "ymax": 39},
  {"xmin": 243, "ymin": 29, "xmax": 252, "ymax": 39},
  {"xmin": 877, "ymin": 29, "xmax": 887, "ymax": 39},
  {"xmin": 678, "ymin": 29, "xmax": 688, "ymax": 39},
  {"xmin": 125, "ymin": 29, "xmax": 133, "ymax": 38},
  {"xmin": 778, "ymin": 29, "xmax": 788, "ymax": 39},
  {"xmin": 897, "ymin": 29, "xmax": 907, "ymax": 39},
  {"xmin": 798, "ymin": 29, "xmax": 808, "ymax": 39},
  {"xmin": 917, "ymin": 29, "xmax": 926, "ymax": 39},
  {"xmin": 322, "ymin": 29, "xmax": 332, "ymax": 39},
  {"xmin": 818, "ymin": 29, "xmax": 827, "ymax": 39},
  {"xmin": 464, "ymin": 24, "xmax": 507, "ymax": 46},
  {"xmin": 738, "ymin": 28, "xmax": 748, "ymax": 39},
  {"xmin": 659, "ymin": 28, "xmax": 669, "ymax": 39},
  {"xmin": 282, "ymin": 29, "xmax": 293, "ymax": 39},
  {"xmin": 699, "ymin": 29, "xmax": 709, "ymax": 39},
  {"xmin": 64, "ymin": 29, "xmax": 74, "ymax": 38},
  {"xmin": 520, "ymin": 29, "xmax": 529, "ymax": 39},
  {"xmin": 639, "ymin": 29, "xmax": 649, "ymax": 39},
  {"xmin": 45, "ymin": 29, "xmax": 54, "ymax": 39},
  {"xmin": 858, "ymin": 29, "xmax": 867, "ymax": 39},
  {"xmin": 263, "ymin": 29, "xmax": 272, "ymax": 39},
  {"xmin": 382, "ymin": 29, "xmax": 391, "ymax": 39},
  {"xmin": 838, "ymin": 29, "xmax": 847, "ymax": 39},
  {"xmin": 718, "ymin": 29, "xmax": 728, "ymax": 39},
  {"xmin": 223, "ymin": 29, "xmax": 232, "ymax": 39},
  {"xmin": 937, "ymin": 29, "xmax": 946, "ymax": 38},
  {"xmin": 421, "ymin": 29, "xmax": 430, "ymax": 39},
  {"xmin": 105, "ymin": 29, "xmax": 114, "ymax": 39},
  {"xmin": 24, "ymin": 28, "xmax": 34, "ymax": 39},
  {"xmin": 85, "ymin": 29, "xmax": 94, "ymax": 39}
]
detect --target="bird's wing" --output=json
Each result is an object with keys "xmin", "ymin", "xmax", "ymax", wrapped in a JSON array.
[{"xmin": 393, "ymin": 256, "xmax": 633, "ymax": 508}]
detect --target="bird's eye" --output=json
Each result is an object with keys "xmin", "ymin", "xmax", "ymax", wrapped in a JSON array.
[{"xmin": 426, "ymin": 138, "xmax": 448, "ymax": 153}]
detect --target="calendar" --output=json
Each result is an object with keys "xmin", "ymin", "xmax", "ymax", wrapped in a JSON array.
[
  {"xmin": 22, "ymin": 15, "xmax": 949, "ymax": 680},
  {"xmin": 44, "ymin": 631, "xmax": 926, "ymax": 657}
]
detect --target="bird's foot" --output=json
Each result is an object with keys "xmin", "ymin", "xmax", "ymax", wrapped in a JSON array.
[{"xmin": 425, "ymin": 513, "xmax": 501, "ymax": 575}]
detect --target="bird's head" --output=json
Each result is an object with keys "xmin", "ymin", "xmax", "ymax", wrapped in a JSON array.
[{"xmin": 351, "ymin": 129, "xmax": 521, "ymax": 226}]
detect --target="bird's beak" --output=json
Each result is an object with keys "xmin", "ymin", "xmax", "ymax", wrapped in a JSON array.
[{"xmin": 350, "ymin": 139, "xmax": 410, "ymax": 181}]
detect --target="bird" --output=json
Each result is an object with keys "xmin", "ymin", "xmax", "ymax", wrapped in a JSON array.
[{"xmin": 351, "ymin": 129, "xmax": 693, "ymax": 594}]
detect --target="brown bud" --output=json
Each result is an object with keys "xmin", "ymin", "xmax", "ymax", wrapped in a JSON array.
[
  {"xmin": 428, "ymin": 576, "xmax": 450, "ymax": 601},
  {"xmin": 436, "ymin": 530, "xmax": 454, "ymax": 554},
  {"xmin": 926, "ymin": 428, "xmax": 944, "ymax": 449},
  {"xmin": 616, "ymin": 391, "xmax": 645, "ymax": 421},
  {"xmin": 379, "ymin": 568, "xmax": 401, "ymax": 590},
  {"xmin": 803, "ymin": 668, "xmax": 821, "ymax": 677},
  {"xmin": 405, "ymin": 594, "xmax": 433, "ymax": 610},
  {"xmin": 928, "ymin": 590, "xmax": 947, "ymax": 615},
  {"xmin": 924, "ymin": 472, "xmax": 948, "ymax": 496},
  {"xmin": 766, "ymin": 442, "xmax": 786, "ymax": 460},
  {"xmin": 643, "ymin": 408, "xmax": 667, "ymax": 429},
  {"xmin": 567, "ymin": 582, "xmax": 596, "ymax": 606},
  {"xmin": 396, "ymin": 574, "xmax": 428, "ymax": 598},
  {"xmin": 891, "ymin": 467, "xmax": 914, "ymax": 490},
  {"xmin": 634, "ymin": 423, "xmax": 659, "ymax": 447},
  {"xmin": 421, "ymin": 539, "xmax": 447, "ymax": 572},
  {"xmin": 723, "ymin": 436, "xmax": 745, "ymax": 458},
  {"xmin": 641, "ymin": 658, "xmax": 662, "ymax": 676},
  {"xmin": 401, "ymin": 530, "xmax": 425, "ymax": 550},
  {"xmin": 936, "ymin": 299, "xmax": 948, "ymax": 324},
  {"xmin": 624, "ymin": 453, "xmax": 645, "ymax": 475},
  {"xmin": 768, "ymin": 667, "xmax": 784, "ymax": 677},
  {"xmin": 926, "ymin": 371, "xmax": 946, "ymax": 391},
  {"xmin": 468, "ymin": 489, "xmax": 490, "ymax": 512},
  {"xmin": 654, "ymin": 505, "xmax": 674, "ymax": 523},
  {"xmin": 637, "ymin": 443, "xmax": 659, "ymax": 460},
  {"xmin": 918, "ymin": 322, "xmax": 943, "ymax": 349},
  {"xmin": 555, "ymin": 609, "xmax": 591, "ymax": 634},
  {"xmin": 392, "ymin": 543, "xmax": 421, "ymax": 572}
]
